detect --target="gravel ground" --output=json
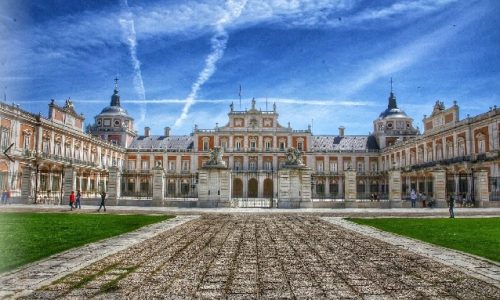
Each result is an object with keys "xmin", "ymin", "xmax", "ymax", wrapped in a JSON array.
[{"xmin": 27, "ymin": 215, "xmax": 500, "ymax": 299}]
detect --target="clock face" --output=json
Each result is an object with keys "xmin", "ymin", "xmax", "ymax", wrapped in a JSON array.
[{"xmin": 114, "ymin": 120, "xmax": 121, "ymax": 126}]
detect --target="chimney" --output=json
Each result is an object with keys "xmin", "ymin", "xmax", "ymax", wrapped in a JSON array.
[
  {"xmin": 164, "ymin": 127, "xmax": 171, "ymax": 137},
  {"xmin": 338, "ymin": 126, "xmax": 345, "ymax": 137},
  {"xmin": 144, "ymin": 127, "xmax": 150, "ymax": 137}
]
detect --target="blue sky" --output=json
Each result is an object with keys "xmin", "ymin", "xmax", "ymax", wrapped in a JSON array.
[{"xmin": 1, "ymin": 0, "xmax": 499, "ymax": 135}]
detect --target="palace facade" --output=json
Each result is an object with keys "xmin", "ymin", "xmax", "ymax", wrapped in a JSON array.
[{"xmin": 0, "ymin": 81, "xmax": 498, "ymax": 207}]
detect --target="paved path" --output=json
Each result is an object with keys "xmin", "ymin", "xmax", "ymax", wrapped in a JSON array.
[
  {"xmin": 0, "ymin": 215, "xmax": 198, "ymax": 299},
  {"xmin": 2, "ymin": 204, "xmax": 500, "ymax": 217},
  {"xmin": 23, "ymin": 215, "xmax": 500, "ymax": 299},
  {"xmin": 323, "ymin": 217, "xmax": 500, "ymax": 289}
]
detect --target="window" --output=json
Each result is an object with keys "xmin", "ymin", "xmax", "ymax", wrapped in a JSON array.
[
  {"xmin": 128, "ymin": 160, "xmax": 136, "ymax": 170},
  {"xmin": 42, "ymin": 139, "xmax": 50, "ymax": 153},
  {"xmin": 56, "ymin": 142, "xmax": 62, "ymax": 155},
  {"xmin": 74, "ymin": 148, "xmax": 80, "ymax": 159},
  {"xmin": 0, "ymin": 127, "xmax": 10, "ymax": 149},
  {"xmin": 317, "ymin": 161, "xmax": 324, "ymax": 172},
  {"xmin": 357, "ymin": 162, "xmax": 364, "ymax": 173},
  {"xmin": 114, "ymin": 119, "xmax": 121, "ymax": 127},
  {"xmin": 476, "ymin": 133, "xmax": 486, "ymax": 153},
  {"xmin": 23, "ymin": 133, "xmax": 31, "ymax": 149},
  {"xmin": 265, "ymin": 140, "xmax": 271, "ymax": 150},
  {"xmin": 235, "ymin": 140, "xmax": 241, "ymax": 151},
  {"xmin": 264, "ymin": 161, "xmax": 272, "ymax": 170},
  {"xmin": 343, "ymin": 161, "xmax": 350, "ymax": 171},
  {"xmin": 168, "ymin": 161, "xmax": 176, "ymax": 171},
  {"xmin": 182, "ymin": 160, "xmax": 189, "ymax": 171},
  {"xmin": 330, "ymin": 162, "xmax": 338, "ymax": 173},
  {"xmin": 83, "ymin": 149, "xmax": 88, "ymax": 161},
  {"xmin": 142, "ymin": 160, "xmax": 150, "ymax": 170},
  {"xmin": 279, "ymin": 142, "xmax": 285, "ymax": 150},
  {"xmin": 458, "ymin": 138, "xmax": 465, "ymax": 156},
  {"xmin": 221, "ymin": 139, "xmax": 227, "ymax": 150},
  {"xmin": 203, "ymin": 138, "xmax": 209, "ymax": 151},
  {"xmin": 249, "ymin": 160, "xmax": 257, "ymax": 171},
  {"xmin": 103, "ymin": 119, "xmax": 111, "ymax": 126},
  {"xmin": 297, "ymin": 141, "xmax": 303, "ymax": 151},
  {"xmin": 447, "ymin": 142, "xmax": 454, "ymax": 158},
  {"xmin": 370, "ymin": 162, "xmax": 378, "ymax": 172},
  {"xmin": 250, "ymin": 140, "xmax": 256, "ymax": 150},
  {"xmin": 234, "ymin": 160, "xmax": 242, "ymax": 170}
]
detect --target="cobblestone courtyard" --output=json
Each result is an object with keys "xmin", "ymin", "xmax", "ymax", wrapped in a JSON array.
[{"xmin": 28, "ymin": 215, "xmax": 500, "ymax": 299}]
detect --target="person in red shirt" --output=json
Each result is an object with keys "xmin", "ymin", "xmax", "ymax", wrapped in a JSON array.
[{"xmin": 69, "ymin": 191, "xmax": 75, "ymax": 211}]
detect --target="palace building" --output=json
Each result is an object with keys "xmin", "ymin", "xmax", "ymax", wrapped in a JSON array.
[{"xmin": 0, "ymin": 80, "xmax": 498, "ymax": 208}]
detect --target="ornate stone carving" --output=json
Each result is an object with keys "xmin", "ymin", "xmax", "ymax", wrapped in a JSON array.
[
  {"xmin": 285, "ymin": 147, "xmax": 303, "ymax": 166},
  {"xmin": 206, "ymin": 147, "xmax": 226, "ymax": 167}
]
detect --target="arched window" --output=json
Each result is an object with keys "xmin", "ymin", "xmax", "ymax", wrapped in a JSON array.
[{"xmin": 457, "ymin": 137, "xmax": 465, "ymax": 156}]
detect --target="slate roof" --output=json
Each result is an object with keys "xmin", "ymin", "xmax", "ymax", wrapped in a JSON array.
[
  {"xmin": 311, "ymin": 135, "xmax": 379, "ymax": 152},
  {"xmin": 128, "ymin": 135, "xmax": 193, "ymax": 150}
]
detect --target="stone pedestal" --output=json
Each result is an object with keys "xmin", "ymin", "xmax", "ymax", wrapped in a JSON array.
[
  {"xmin": 107, "ymin": 166, "xmax": 121, "ymax": 206},
  {"xmin": 344, "ymin": 170, "xmax": 357, "ymax": 207},
  {"xmin": 63, "ymin": 166, "xmax": 76, "ymax": 203},
  {"xmin": 475, "ymin": 170, "xmax": 489, "ymax": 207},
  {"xmin": 21, "ymin": 165, "xmax": 34, "ymax": 202},
  {"xmin": 152, "ymin": 166, "xmax": 165, "ymax": 206},
  {"xmin": 198, "ymin": 165, "xmax": 231, "ymax": 208},
  {"xmin": 432, "ymin": 169, "xmax": 447, "ymax": 207},
  {"xmin": 388, "ymin": 170, "xmax": 402, "ymax": 208},
  {"xmin": 277, "ymin": 166, "xmax": 312, "ymax": 208}
]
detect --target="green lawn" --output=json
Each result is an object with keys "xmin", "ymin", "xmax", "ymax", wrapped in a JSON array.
[
  {"xmin": 349, "ymin": 218, "xmax": 500, "ymax": 262},
  {"xmin": 0, "ymin": 212, "xmax": 174, "ymax": 273}
]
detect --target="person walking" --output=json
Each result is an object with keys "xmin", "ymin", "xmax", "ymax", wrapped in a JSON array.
[
  {"xmin": 75, "ymin": 190, "xmax": 81, "ymax": 209},
  {"xmin": 1, "ymin": 190, "xmax": 6, "ymax": 204},
  {"xmin": 410, "ymin": 189, "xmax": 417, "ymax": 208},
  {"xmin": 448, "ymin": 193, "xmax": 455, "ymax": 218},
  {"xmin": 69, "ymin": 191, "xmax": 75, "ymax": 211},
  {"xmin": 97, "ymin": 191, "xmax": 106, "ymax": 212}
]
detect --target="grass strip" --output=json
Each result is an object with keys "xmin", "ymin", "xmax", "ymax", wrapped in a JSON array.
[
  {"xmin": 349, "ymin": 217, "xmax": 500, "ymax": 262},
  {"xmin": 0, "ymin": 212, "xmax": 173, "ymax": 273}
]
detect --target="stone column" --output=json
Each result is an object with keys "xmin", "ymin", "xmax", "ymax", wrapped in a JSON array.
[
  {"xmin": 107, "ymin": 166, "xmax": 121, "ymax": 206},
  {"xmin": 277, "ymin": 166, "xmax": 312, "ymax": 208},
  {"xmin": 344, "ymin": 169, "xmax": 357, "ymax": 207},
  {"xmin": 474, "ymin": 170, "xmax": 489, "ymax": 207},
  {"xmin": 432, "ymin": 168, "xmax": 447, "ymax": 207},
  {"xmin": 151, "ymin": 165, "xmax": 165, "ymax": 206},
  {"xmin": 21, "ymin": 165, "xmax": 34, "ymax": 203},
  {"xmin": 198, "ymin": 165, "xmax": 232, "ymax": 207},
  {"xmin": 63, "ymin": 166, "xmax": 76, "ymax": 202},
  {"xmin": 388, "ymin": 169, "xmax": 402, "ymax": 208}
]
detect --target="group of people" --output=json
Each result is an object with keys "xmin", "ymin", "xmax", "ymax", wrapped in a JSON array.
[
  {"xmin": 1, "ymin": 190, "xmax": 11, "ymax": 204},
  {"xmin": 68, "ymin": 190, "xmax": 107, "ymax": 212},
  {"xmin": 409, "ymin": 189, "xmax": 434, "ymax": 208},
  {"xmin": 410, "ymin": 188, "xmax": 456, "ymax": 218}
]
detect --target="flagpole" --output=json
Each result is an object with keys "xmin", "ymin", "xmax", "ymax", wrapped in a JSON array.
[{"xmin": 239, "ymin": 84, "xmax": 242, "ymax": 109}]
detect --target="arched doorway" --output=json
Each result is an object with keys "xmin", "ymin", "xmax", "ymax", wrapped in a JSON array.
[
  {"xmin": 248, "ymin": 178, "xmax": 258, "ymax": 198},
  {"xmin": 263, "ymin": 178, "xmax": 273, "ymax": 198},
  {"xmin": 232, "ymin": 178, "xmax": 243, "ymax": 197}
]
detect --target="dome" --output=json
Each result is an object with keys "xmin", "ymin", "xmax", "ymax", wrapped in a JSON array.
[
  {"xmin": 378, "ymin": 91, "xmax": 409, "ymax": 119},
  {"xmin": 378, "ymin": 107, "xmax": 409, "ymax": 119},
  {"xmin": 98, "ymin": 105, "xmax": 131, "ymax": 117}
]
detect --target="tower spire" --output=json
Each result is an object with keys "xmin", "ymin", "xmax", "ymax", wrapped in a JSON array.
[
  {"xmin": 110, "ymin": 77, "xmax": 121, "ymax": 107},
  {"xmin": 388, "ymin": 77, "xmax": 397, "ymax": 109}
]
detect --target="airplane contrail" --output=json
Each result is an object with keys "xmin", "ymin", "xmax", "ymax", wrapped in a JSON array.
[
  {"xmin": 174, "ymin": 0, "xmax": 247, "ymax": 127},
  {"xmin": 119, "ymin": 0, "xmax": 147, "ymax": 124}
]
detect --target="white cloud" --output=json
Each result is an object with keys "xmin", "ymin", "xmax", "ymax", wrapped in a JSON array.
[{"xmin": 340, "ymin": 2, "xmax": 484, "ymax": 97}]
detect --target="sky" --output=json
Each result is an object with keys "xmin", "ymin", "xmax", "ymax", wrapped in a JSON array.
[{"xmin": 0, "ymin": 0, "xmax": 499, "ymax": 136}]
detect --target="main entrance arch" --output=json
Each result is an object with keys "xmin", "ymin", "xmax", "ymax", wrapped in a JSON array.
[
  {"xmin": 248, "ymin": 178, "xmax": 258, "ymax": 198},
  {"xmin": 232, "ymin": 178, "xmax": 243, "ymax": 197},
  {"xmin": 263, "ymin": 178, "xmax": 273, "ymax": 198}
]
